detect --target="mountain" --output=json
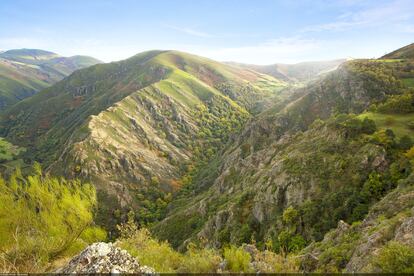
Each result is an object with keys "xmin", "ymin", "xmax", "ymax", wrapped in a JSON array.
[
  {"xmin": 228, "ymin": 59, "xmax": 345, "ymax": 83},
  {"xmin": 1, "ymin": 45, "xmax": 414, "ymax": 273},
  {"xmin": 382, "ymin": 43, "xmax": 414, "ymax": 59},
  {"xmin": 0, "ymin": 49, "xmax": 101, "ymax": 108},
  {"xmin": 153, "ymin": 54, "xmax": 414, "ymax": 264},
  {"xmin": 0, "ymin": 50, "xmax": 287, "ymax": 229},
  {"xmin": 302, "ymin": 178, "xmax": 414, "ymax": 272}
]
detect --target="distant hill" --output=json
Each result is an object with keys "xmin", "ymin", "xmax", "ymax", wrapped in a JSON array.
[
  {"xmin": 382, "ymin": 42, "xmax": 414, "ymax": 59},
  {"xmin": 0, "ymin": 49, "xmax": 101, "ymax": 109},
  {"xmin": 2, "ymin": 45, "xmax": 414, "ymax": 274},
  {"xmin": 227, "ymin": 59, "xmax": 345, "ymax": 83}
]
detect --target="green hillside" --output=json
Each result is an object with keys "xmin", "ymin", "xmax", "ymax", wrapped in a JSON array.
[
  {"xmin": 0, "ymin": 49, "xmax": 101, "ymax": 109},
  {"xmin": 2, "ymin": 44, "xmax": 414, "ymax": 273},
  {"xmin": 153, "ymin": 58, "xmax": 414, "ymax": 261},
  {"xmin": 382, "ymin": 43, "xmax": 414, "ymax": 59},
  {"xmin": 0, "ymin": 50, "xmax": 286, "ymax": 231}
]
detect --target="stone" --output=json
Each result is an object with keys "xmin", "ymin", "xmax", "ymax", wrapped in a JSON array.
[{"xmin": 58, "ymin": 242, "xmax": 156, "ymax": 274}]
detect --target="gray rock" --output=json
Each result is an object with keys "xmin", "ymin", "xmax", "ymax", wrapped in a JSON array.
[{"xmin": 58, "ymin": 242, "xmax": 156, "ymax": 274}]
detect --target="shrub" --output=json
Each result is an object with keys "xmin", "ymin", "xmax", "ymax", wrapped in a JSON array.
[
  {"xmin": 118, "ymin": 216, "xmax": 224, "ymax": 273},
  {"xmin": 399, "ymin": 135, "xmax": 413, "ymax": 150},
  {"xmin": 254, "ymin": 250, "xmax": 299, "ymax": 272},
  {"xmin": 405, "ymin": 146, "xmax": 414, "ymax": 159},
  {"xmin": 370, "ymin": 129, "xmax": 396, "ymax": 148},
  {"xmin": 332, "ymin": 114, "xmax": 376, "ymax": 136},
  {"xmin": 283, "ymin": 206, "xmax": 299, "ymax": 225},
  {"xmin": 278, "ymin": 230, "xmax": 306, "ymax": 255},
  {"xmin": 178, "ymin": 243, "xmax": 222, "ymax": 273},
  {"xmin": 0, "ymin": 164, "xmax": 97, "ymax": 272},
  {"xmin": 223, "ymin": 245, "xmax": 253, "ymax": 273},
  {"xmin": 117, "ymin": 226, "xmax": 182, "ymax": 273},
  {"xmin": 373, "ymin": 241, "xmax": 414, "ymax": 273},
  {"xmin": 375, "ymin": 92, "xmax": 414, "ymax": 114}
]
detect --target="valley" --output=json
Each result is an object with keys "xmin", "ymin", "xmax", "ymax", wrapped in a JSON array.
[{"xmin": 1, "ymin": 43, "xmax": 414, "ymax": 273}]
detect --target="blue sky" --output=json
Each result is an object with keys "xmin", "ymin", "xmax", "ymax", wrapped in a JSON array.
[{"xmin": 1, "ymin": 0, "xmax": 413, "ymax": 64}]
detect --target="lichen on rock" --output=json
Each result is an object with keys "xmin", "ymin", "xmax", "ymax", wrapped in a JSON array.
[{"xmin": 58, "ymin": 242, "xmax": 155, "ymax": 274}]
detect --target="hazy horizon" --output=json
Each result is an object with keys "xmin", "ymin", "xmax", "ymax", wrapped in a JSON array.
[{"xmin": 1, "ymin": 0, "xmax": 414, "ymax": 64}]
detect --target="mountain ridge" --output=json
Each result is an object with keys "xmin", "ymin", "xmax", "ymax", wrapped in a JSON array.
[
  {"xmin": 227, "ymin": 59, "xmax": 346, "ymax": 83},
  {"xmin": 0, "ymin": 49, "xmax": 287, "ymax": 230},
  {"xmin": 1, "ymin": 43, "xmax": 414, "ymax": 273},
  {"xmin": 0, "ymin": 48, "xmax": 101, "ymax": 109}
]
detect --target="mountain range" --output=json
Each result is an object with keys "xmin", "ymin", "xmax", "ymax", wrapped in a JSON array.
[
  {"xmin": 0, "ymin": 43, "xmax": 413, "ymax": 273},
  {"xmin": 0, "ymin": 49, "xmax": 101, "ymax": 109},
  {"xmin": 227, "ymin": 59, "xmax": 345, "ymax": 83}
]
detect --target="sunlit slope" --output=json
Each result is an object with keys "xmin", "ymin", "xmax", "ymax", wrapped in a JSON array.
[
  {"xmin": 0, "ymin": 50, "xmax": 286, "ymax": 213},
  {"xmin": 0, "ymin": 49, "xmax": 101, "ymax": 108},
  {"xmin": 382, "ymin": 42, "xmax": 414, "ymax": 59},
  {"xmin": 153, "ymin": 58, "xmax": 414, "ymax": 250}
]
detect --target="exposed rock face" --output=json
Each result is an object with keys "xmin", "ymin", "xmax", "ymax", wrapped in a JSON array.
[
  {"xmin": 59, "ymin": 242, "xmax": 155, "ymax": 274},
  {"xmin": 302, "ymin": 182, "xmax": 414, "ymax": 273},
  {"xmin": 154, "ymin": 60, "xmax": 404, "ymax": 249}
]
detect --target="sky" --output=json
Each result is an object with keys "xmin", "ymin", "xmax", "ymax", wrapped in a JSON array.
[{"xmin": 0, "ymin": 0, "xmax": 413, "ymax": 64}]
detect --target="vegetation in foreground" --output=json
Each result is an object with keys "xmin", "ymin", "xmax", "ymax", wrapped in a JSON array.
[
  {"xmin": 0, "ymin": 164, "xmax": 105, "ymax": 273},
  {"xmin": 116, "ymin": 215, "xmax": 299, "ymax": 273},
  {"xmin": 0, "ymin": 45, "xmax": 413, "ymax": 273}
]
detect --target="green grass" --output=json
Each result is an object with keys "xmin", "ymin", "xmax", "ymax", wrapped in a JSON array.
[
  {"xmin": 358, "ymin": 112, "xmax": 414, "ymax": 138},
  {"xmin": 373, "ymin": 59, "xmax": 404, "ymax": 63},
  {"xmin": 402, "ymin": 78, "xmax": 414, "ymax": 88}
]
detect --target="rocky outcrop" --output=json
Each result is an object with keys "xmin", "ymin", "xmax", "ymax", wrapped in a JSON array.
[
  {"xmin": 154, "ymin": 59, "xmax": 405, "ymax": 248},
  {"xmin": 58, "ymin": 242, "xmax": 155, "ymax": 274},
  {"xmin": 301, "ymin": 182, "xmax": 414, "ymax": 273}
]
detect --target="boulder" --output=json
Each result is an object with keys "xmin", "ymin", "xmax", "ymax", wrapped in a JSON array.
[{"xmin": 58, "ymin": 242, "xmax": 155, "ymax": 274}]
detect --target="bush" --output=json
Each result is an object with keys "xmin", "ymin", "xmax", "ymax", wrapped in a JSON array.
[
  {"xmin": 178, "ymin": 243, "xmax": 222, "ymax": 273},
  {"xmin": 399, "ymin": 135, "xmax": 413, "ymax": 150},
  {"xmin": 375, "ymin": 92, "xmax": 414, "ymax": 114},
  {"xmin": 373, "ymin": 241, "xmax": 414, "ymax": 273},
  {"xmin": 118, "ymin": 218, "xmax": 222, "ymax": 273},
  {"xmin": 278, "ymin": 230, "xmax": 306, "ymax": 255},
  {"xmin": 223, "ymin": 245, "xmax": 253, "ymax": 273},
  {"xmin": 283, "ymin": 206, "xmax": 299, "ymax": 225},
  {"xmin": 0, "ymin": 164, "xmax": 97, "ymax": 272},
  {"xmin": 117, "ymin": 227, "xmax": 181, "ymax": 273},
  {"xmin": 254, "ymin": 250, "xmax": 299, "ymax": 272},
  {"xmin": 370, "ymin": 129, "xmax": 396, "ymax": 148},
  {"xmin": 405, "ymin": 146, "xmax": 414, "ymax": 159},
  {"xmin": 362, "ymin": 172, "xmax": 386, "ymax": 200}
]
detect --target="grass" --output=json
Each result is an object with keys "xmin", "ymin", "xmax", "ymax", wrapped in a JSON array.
[
  {"xmin": 402, "ymin": 78, "xmax": 414, "ymax": 88},
  {"xmin": 373, "ymin": 59, "xmax": 404, "ymax": 63},
  {"xmin": 358, "ymin": 112, "xmax": 414, "ymax": 138}
]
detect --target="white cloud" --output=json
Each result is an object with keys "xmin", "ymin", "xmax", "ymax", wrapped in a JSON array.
[{"xmin": 162, "ymin": 24, "xmax": 212, "ymax": 38}]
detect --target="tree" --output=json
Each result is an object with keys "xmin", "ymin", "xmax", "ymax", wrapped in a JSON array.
[
  {"xmin": 277, "ymin": 230, "xmax": 306, "ymax": 256},
  {"xmin": 362, "ymin": 172, "xmax": 386, "ymax": 200},
  {"xmin": 283, "ymin": 206, "xmax": 299, "ymax": 225},
  {"xmin": 399, "ymin": 135, "xmax": 413, "ymax": 150}
]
